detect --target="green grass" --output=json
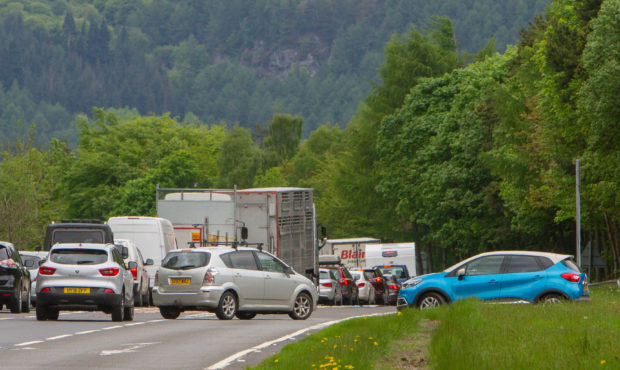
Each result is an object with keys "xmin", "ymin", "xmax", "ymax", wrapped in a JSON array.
[{"xmin": 251, "ymin": 285, "xmax": 620, "ymax": 369}]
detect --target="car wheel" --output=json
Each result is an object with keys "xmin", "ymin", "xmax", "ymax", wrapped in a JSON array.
[
  {"xmin": 123, "ymin": 304, "xmax": 134, "ymax": 321},
  {"xmin": 22, "ymin": 287, "xmax": 31, "ymax": 313},
  {"xmin": 111, "ymin": 293, "xmax": 124, "ymax": 322},
  {"xmin": 9, "ymin": 288, "xmax": 22, "ymax": 313},
  {"xmin": 216, "ymin": 291, "xmax": 237, "ymax": 320},
  {"xmin": 289, "ymin": 292, "xmax": 313, "ymax": 320},
  {"xmin": 47, "ymin": 307, "xmax": 59, "ymax": 320},
  {"xmin": 142, "ymin": 291, "xmax": 150, "ymax": 307},
  {"xmin": 159, "ymin": 306, "xmax": 181, "ymax": 319},
  {"xmin": 36, "ymin": 304, "xmax": 48, "ymax": 321},
  {"xmin": 134, "ymin": 289, "xmax": 143, "ymax": 307},
  {"xmin": 236, "ymin": 311, "xmax": 256, "ymax": 320},
  {"xmin": 541, "ymin": 293, "xmax": 564, "ymax": 305},
  {"xmin": 417, "ymin": 292, "xmax": 445, "ymax": 309}
]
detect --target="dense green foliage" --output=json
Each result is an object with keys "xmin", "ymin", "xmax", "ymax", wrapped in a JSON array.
[
  {"xmin": 0, "ymin": 0, "xmax": 618, "ymax": 276},
  {"xmin": 0, "ymin": 0, "xmax": 550, "ymax": 147}
]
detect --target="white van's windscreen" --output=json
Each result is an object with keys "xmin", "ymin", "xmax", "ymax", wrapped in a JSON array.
[{"xmin": 52, "ymin": 230, "xmax": 105, "ymax": 244}]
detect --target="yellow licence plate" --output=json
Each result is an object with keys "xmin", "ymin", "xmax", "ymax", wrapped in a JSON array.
[
  {"xmin": 169, "ymin": 278, "xmax": 191, "ymax": 285},
  {"xmin": 64, "ymin": 287, "xmax": 90, "ymax": 294}
]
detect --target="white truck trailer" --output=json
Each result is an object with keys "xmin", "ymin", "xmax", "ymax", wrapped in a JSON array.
[
  {"xmin": 156, "ymin": 186, "xmax": 319, "ymax": 280},
  {"xmin": 320, "ymin": 238, "xmax": 381, "ymax": 269}
]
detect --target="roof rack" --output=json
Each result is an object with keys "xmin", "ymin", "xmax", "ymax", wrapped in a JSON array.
[{"xmin": 187, "ymin": 241, "xmax": 264, "ymax": 251}]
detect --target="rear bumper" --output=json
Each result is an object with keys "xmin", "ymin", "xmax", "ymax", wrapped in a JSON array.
[
  {"xmin": 37, "ymin": 288, "xmax": 121, "ymax": 308},
  {"xmin": 152, "ymin": 286, "xmax": 222, "ymax": 309}
]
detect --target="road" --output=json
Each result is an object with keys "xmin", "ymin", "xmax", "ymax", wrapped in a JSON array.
[{"xmin": 0, "ymin": 304, "xmax": 395, "ymax": 369}]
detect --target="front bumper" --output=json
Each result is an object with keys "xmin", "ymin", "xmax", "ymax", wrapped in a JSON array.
[
  {"xmin": 396, "ymin": 296, "xmax": 410, "ymax": 310},
  {"xmin": 37, "ymin": 288, "xmax": 121, "ymax": 309},
  {"xmin": 152, "ymin": 286, "xmax": 223, "ymax": 309}
]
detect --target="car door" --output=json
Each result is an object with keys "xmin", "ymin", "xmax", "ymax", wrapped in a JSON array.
[
  {"xmin": 256, "ymin": 252, "xmax": 296, "ymax": 306},
  {"xmin": 227, "ymin": 251, "xmax": 264, "ymax": 305},
  {"xmin": 499, "ymin": 255, "xmax": 547, "ymax": 301},
  {"xmin": 451, "ymin": 255, "xmax": 505, "ymax": 301}
]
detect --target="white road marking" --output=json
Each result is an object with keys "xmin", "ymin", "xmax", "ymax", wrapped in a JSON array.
[
  {"xmin": 76, "ymin": 330, "xmax": 100, "ymax": 335},
  {"xmin": 206, "ymin": 312, "xmax": 392, "ymax": 370},
  {"xmin": 125, "ymin": 322, "xmax": 146, "ymax": 326},
  {"xmin": 102, "ymin": 325, "xmax": 123, "ymax": 330},
  {"xmin": 46, "ymin": 334, "xmax": 73, "ymax": 341},
  {"xmin": 100, "ymin": 342, "xmax": 158, "ymax": 356},
  {"xmin": 147, "ymin": 319, "xmax": 165, "ymax": 323},
  {"xmin": 15, "ymin": 341, "xmax": 44, "ymax": 347}
]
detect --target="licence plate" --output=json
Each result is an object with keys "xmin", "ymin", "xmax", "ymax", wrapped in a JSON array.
[
  {"xmin": 169, "ymin": 278, "xmax": 191, "ymax": 285},
  {"xmin": 64, "ymin": 287, "xmax": 90, "ymax": 294}
]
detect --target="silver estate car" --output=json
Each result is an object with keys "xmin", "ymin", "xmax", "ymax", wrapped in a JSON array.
[
  {"xmin": 36, "ymin": 243, "xmax": 134, "ymax": 322},
  {"xmin": 319, "ymin": 268, "xmax": 343, "ymax": 305},
  {"xmin": 152, "ymin": 247, "xmax": 318, "ymax": 320}
]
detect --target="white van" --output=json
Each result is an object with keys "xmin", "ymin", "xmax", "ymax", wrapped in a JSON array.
[
  {"xmin": 107, "ymin": 217, "xmax": 178, "ymax": 292},
  {"xmin": 365, "ymin": 243, "xmax": 416, "ymax": 282}
]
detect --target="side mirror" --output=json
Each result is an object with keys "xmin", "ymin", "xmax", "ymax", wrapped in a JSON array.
[
  {"xmin": 241, "ymin": 226, "xmax": 248, "ymax": 240},
  {"xmin": 121, "ymin": 246, "xmax": 129, "ymax": 259},
  {"xmin": 127, "ymin": 261, "xmax": 138, "ymax": 269},
  {"xmin": 320, "ymin": 225, "xmax": 327, "ymax": 238},
  {"xmin": 145, "ymin": 258, "xmax": 154, "ymax": 266},
  {"xmin": 457, "ymin": 268, "xmax": 466, "ymax": 280},
  {"xmin": 286, "ymin": 266, "xmax": 294, "ymax": 275}
]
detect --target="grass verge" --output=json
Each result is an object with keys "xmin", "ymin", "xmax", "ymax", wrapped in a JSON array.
[{"xmin": 251, "ymin": 285, "xmax": 619, "ymax": 369}]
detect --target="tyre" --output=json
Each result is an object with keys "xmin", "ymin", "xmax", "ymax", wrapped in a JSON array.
[
  {"xmin": 215, "ymin": 291, "xmax": 237, "ymax": 320},
  {"xmin": 417, "ymin": 292, "xmax": 445, "ymax": 309},
  {"xmin": 47, "ymin": 307, "xmax": 59, "ymax": 320},
  {"xmin": 134, "ymin": 289, "xmax": 143, "ymax": 307},
  {"xmin": 9, "ymin": 288, "xmax": 22, "ymax": 313},
  {"xmin": 289, "ymin": 292, "xmax": 313, "ymax": 320},
  {"xmin": 541, "ymin": 293, "xmax": 564, "ymax": 305},
  {"xmin": 36, "ymin": 304, "xmax": 48, "ymax": 321},
  {"xmin": 159, "ymin": 306, "xmax": 181, "ymax": 319},
  {"xmin": 236, "ymin": 311, "xmax": 256, "ymax": 320},
  {"xmin": 142, "ymin": 291, "xmax": 150, "ymax": 307},
  {"xmin": 111, "ymin": 293, "xmax": 124, "ymax": 322},
  {"xmin": 22, "ymin": 288, "xmax": 31, "ymax": 313},
  {"xmin": 123, "ymin": 304, "xmax": 134, "ymax": 321}
]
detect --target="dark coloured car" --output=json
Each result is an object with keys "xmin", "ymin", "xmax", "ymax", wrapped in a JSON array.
[
  {"xmin": 0, "ymin": 241, "xmax": 31, "ymax": 313},
  {"xmin": 361, "ymin": 267, "xmax": 389, "ymax": 305},
  {"xmin": 384, "ymin": 274, "xmax": 400, "ymax": 305},
  {"xmin": 373, "ymin": 264, "xmax": 411, "ymax": 284}
]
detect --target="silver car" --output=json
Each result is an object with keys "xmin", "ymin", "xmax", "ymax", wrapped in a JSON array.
[
  {"xmin": 19, "ymin": 251, "xmax": 48, "ymax": 306},
  {"xmin": 114, "ymin": 239, "xmax": 152, "ymax": 307},
  {"xmin": 36, "ymin": 243, "xmax": 134, "ymax": 322},
  {"xmin": 350, "ymin": 270, "xmax": 376, "ymax": 305},
  {"xmin": 319, "ymin": 268, "xmax": 343, "ymax": 305},
  {"xmin": 152, "ymin": 246, "xmax": 318, "ymax": 320}
]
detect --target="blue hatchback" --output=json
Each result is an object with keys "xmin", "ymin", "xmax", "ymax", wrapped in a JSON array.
[{"xmin": 397, "ymin": 251, "xmax": 590, "ymax": 309}]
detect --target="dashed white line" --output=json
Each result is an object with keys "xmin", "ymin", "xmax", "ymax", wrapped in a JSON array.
[
  {"xmin": 76, "ymin": 330, "xmax": 100, "ymax": 335},
  {"xmin": 125, "ymin": 322, "xmax": 146, "ymax": 326},
  {"xmin": 102, "ymin": 325, "xmax": 123, "ymax": 330},
  {"xmin": 15, "ymin": 341, "xmax": 44, "ymax": 347},
  {"xmin": 47, "ymin": 334, "xmax": 73, "ymax": 341}
]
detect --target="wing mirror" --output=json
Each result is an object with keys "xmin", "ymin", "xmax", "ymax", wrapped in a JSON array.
[
  {"xmin": 127, "ymin": 261, "xmax": 138, "ymax": 269},
  {"xmin": 457, "ymin": 268, "xmax": 466, "ymax": 280},
  {"xmin": 144, "ymin": 258, "xmax": 154, "ymax": 266}
]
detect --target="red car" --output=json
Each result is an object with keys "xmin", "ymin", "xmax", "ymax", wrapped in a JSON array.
[{"xmin": 322, "ymin": 266, "xmax": 359, "ymax": 305}]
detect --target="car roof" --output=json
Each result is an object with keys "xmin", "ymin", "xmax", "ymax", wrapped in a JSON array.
[
  {"xmin": 167, "ymin": 246, "xmax": 259, "ymax": 254},
  {"xmin": 50, "ymin": 243, "xmax": 115, "ymax": 251},
  {"xmin": 444, "ymin": 250, "xmax": 572, "ymax": 272}
]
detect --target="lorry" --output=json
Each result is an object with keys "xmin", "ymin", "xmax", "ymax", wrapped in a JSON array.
[
  {"xmin": 320, "ymin": 238, "xmax": 417, "ymax": 280},
  {"xmin": 155, "ymin": 186, "xmax": 319, "ymax": 282},
  {"xmin": 41, "ymin": 220, "xmax": 114, "ymax": 251}
]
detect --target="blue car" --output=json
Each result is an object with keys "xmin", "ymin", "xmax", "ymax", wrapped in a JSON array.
[{"xmin": 397, "ymin": 251, "xmax": 590, "ymax": 309}]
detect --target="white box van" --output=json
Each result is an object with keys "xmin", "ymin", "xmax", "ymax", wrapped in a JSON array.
[
  {"xmin": 365, "ymin": 243, "xmax": 416, "ymax": 281},
  {"xmin": 107, "ymin": 217, "xmax": 178, "ymax": 291}
]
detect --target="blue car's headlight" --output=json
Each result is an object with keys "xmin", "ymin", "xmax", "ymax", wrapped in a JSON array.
[{"xmin": 402, "ymin": 278, "xmax": 423, "ymax": 289}]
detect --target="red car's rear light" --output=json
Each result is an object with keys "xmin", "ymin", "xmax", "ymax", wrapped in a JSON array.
[
  {"xmin": 39, "ymin": 266, "xmax": 56, "ymax": 275},
  {"xmin": 40, "ymin": 287, "xmax": 51, "ymax": 293},
  {"xmin": 99, "ymin": 268, "xmax": 120, "ymax": 276},
  {"xmin": 561, "ymin": 273, "xmax": 580, "ymax": 283},
  {"xmin": 357, "ymin": 282, "xmax": 366, "ymax": 287},
  {"xmin": 104, "ymin": 288, "xmax": 115, "ymax": 294},
  {"xmin": 389, "ymin": 284, "xmax": 399, "ymax": 290},
  {"xmin": 130, "ymin": 268, "xmax": 138, "ymax": 280},
  {"xmin": 321, "ymin": 282, "xmax": 333, "ymax": 287}
]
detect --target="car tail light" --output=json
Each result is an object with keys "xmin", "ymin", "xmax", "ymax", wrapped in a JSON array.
[
  {"xmin": 99, "ymin": 268, "xmax": 120, "ymax": 276},
  {"xmin": 389, "ymin": 284, "xmax": 399, "ymax": 290},
  {"xmin": 358, "ymin": 282, "xmax": 366, "ymax": 287},
  {"xmin": 104, "ymin": 288, "xmax": 114, "ymax": 294},
  {"xmin": 130, "ymin": 268, "xmax": 138, "ymax": 280},
  {"xmin": 40, "ymin": 287, "xmax": 51, "ymax": 293},
  {"xmin": 340, "ymin": 280, "xmax": 348, "ymax": 286},
  {"xmin": 561, "ymin": 273, "xmax": 580, "ymax": 283},
  {"xmin": 203, "ymin": 268, "xmax": 217, "ymax": 285},
  {"xmin": 39, "ymin": 266, "xmax": 56, "ymax": 275},
  {"xmin": 376, "ymin": 277, "xmax": 382, "ymax": 282},
  {"xmin": 321, "ymin": 282, "xmax": 333, "ymax": 287}
]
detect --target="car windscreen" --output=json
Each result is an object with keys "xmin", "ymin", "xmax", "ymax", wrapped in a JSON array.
[
  {"xmin": 161, "ymin": 252, "xmax": 211, "ymax": 270},
  {"xmin": 350, "ymin": 272, "xmax": 361, "ymax": 281},
  {"xmin": 378, "ymin": 266, "xmax": 406, "ymax": 279},
  {"xmin": 52, "ymin": 230, "xmax": 105, "ymax": 244},
  {"xmin": 50, "ymin": 249, "xmax": 109, "ymax": 265}
]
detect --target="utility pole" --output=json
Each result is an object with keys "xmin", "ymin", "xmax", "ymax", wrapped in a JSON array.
[{"xmin": 576, "ymin": 160, "xmax": 581, "ymax": 268}]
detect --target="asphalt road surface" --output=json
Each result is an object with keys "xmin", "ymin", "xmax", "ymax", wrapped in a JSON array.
[{"xmin": 0, "ymin": 304, "xmax": 395, "ymax": 369}]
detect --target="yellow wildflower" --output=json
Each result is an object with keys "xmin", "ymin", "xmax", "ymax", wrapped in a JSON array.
[
  {"xmin": 601, "ymin": 360, "xmax": 606, "ymax": 365},
  {"xmin": 374, "ymin": 341, "xmax": 379, "ymax": 346}
]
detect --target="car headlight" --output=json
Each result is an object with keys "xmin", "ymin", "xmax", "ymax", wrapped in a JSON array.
[{"xmin": 402, "ymin": 278, "xmax": 423, "ymax": 289}]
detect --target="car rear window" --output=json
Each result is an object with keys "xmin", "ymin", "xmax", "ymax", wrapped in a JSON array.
[
  {"xmin": 378, "ymin": 266, "xmax": 406, "ymax": 279},
  {"xmin": 319, "ymin": 271, "xmax": 331, "ymax": 279},
  {"xmin": 162, "ymin": 252, "xmax": 211, "ymax": 270},
  {"xmin": 21, "ymin": 255, "xmax": 41, "ymax": 269},
  {"xmin": 363, "ymin": 271, "xmax": 375, "ymax": 280},
  {"xmin": 561, "ymin": 258, "xmax": 581, "ymax": 272},
  {"xmin": 0, "ymin": 247, "xmax": 8, "ymax": 261},
  {"xmin": 52, "ymin": 230, "xmax": 105, "ymax": 244},
  {"xmin": 50, "ymin": 249, "xmax": 108, "ymax": 265},
  {"xmin": 350, "ymin": 272, "xmax": 361, "ymax": 281}
]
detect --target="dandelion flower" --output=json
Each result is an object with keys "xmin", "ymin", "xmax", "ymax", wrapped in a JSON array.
[
  {"xmin": 601, "ymin": 360, "xmax": 606, "ymax": 364},
  {"xmin": 274, "ymin": 359, "xmax": 279, "ymax": 363},
  {"xmin": 374, "ymin": 341, "xmax": 379, "ymax": 346}
]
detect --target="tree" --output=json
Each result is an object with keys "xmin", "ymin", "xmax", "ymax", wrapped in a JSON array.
[
  {"xmin": 216, "ymin": 125, "xmax": 261, "ymax": 188},
  {"xmin": 263, "ymin": 113, "xmax": 303, "ymax": 165}
]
